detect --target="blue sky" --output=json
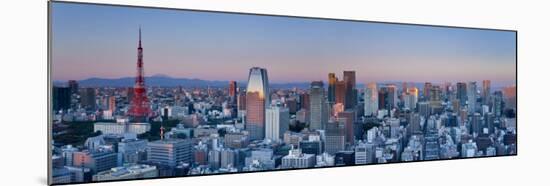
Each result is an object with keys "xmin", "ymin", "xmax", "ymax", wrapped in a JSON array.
[{"xmin": 51, "ymin": 2, "xmax": 516, "ymax": 87}]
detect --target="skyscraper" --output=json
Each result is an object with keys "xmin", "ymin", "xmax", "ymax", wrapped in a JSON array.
[
  {"xmin": 335, "ymin": 80, "xmax": 346, "ymax": 107},
  {"xmin": 309, "ymin": 81, "xmax": 328, "ymax": 130},
  {"xmin": 423, "ymin": 82, "xmax": 432, "ymax": 101},
  {"xmin": 378, "ymin": 88, "xmax": 388, "ymax": 111},
  {"xmin": 364, "ymin": 83, "xmax": 378, "ymax": 116},
  {"xmin": 300, "ymin": 93, "xmax": 310, "ymax": 110},
  {"xmin": 80, "ymin": 88, "xmax": 96, "ymax": 111},
  {"xmin": 229, "ymin": 81, "xmax": 237, "ymax": 103},
  {"xmin": 456, "ymin": 82, "xmax": 467, "ymax": 106},
  {"xmin": 423, "ymin": 119, "xmax": 440, "ymax": 161},
  {"xmin": 328, "ymin": 73, "xmax": 337, "ymax": 104},
  {"xmin": 343, "ymin": 71, "xmax": 357, "ymax": 109},
  {"xmin": 220, "ymin": 149, "xmax": 237, "ymax": 168},
  {"xmin": 237, "ymin": 93, "xmax": 246, "ymax": 111},
  {"xmin": 418, "ymin": 101, "xmax": 430, "ymax": 119},
  {"xmin": 337, "ymin": 110, "xmax": 355, "ymax": 145},
  {"xmin": 379, "ymin": 84, "xmax": 397, "ymax": 111},
  {"xmin": 482, "ymin": 80, "xmax": 491, "ymax": 105},
  {"xmin": 492, "ymin": 91, "xmax": 504, "ymax": 117},
  {"xmin": 468, "ymin": 81, "xmax": 477, "ymax": 114},
  {"xmin": 334, "ymin": 81, "xmax": 346, "ymax": 107},
  {"xmin": 245, "ymin": 67, "xmax": 269, "ymax": 140},
  {"xmin": 325, "ymin": 120, "xmax": 345, "ymax": 154},
  {"xmin": 404, "ymin": 87, "xmax": 418, "ymax": 110},
  {"xmin": 265, "ymin": 105, "xmax": 290, "ymax": 142},
  {"xmin": 429, "ymin": 85, "xmax": 442, "ymax": 110},
  {"xmin": 429, "ymin": 86, "xmax": 441, "ymax": 102},
  {"xmin": 68, "ymin": 80, "xmax": 79, "ymax": 95},
  {"xmin": 387, "ymin": 84, "xmax": 398, "ymax": 109},
  {"xmin": 108, "ymin": 96, "xmax": 116, "ymax": 113},
  {"xmin": 471, "ymin": 113, "xmax": 482, "ymax": 135},
  {"xmin": 53, "ymin": 86, "xmax": 71, "ymax": 111}
]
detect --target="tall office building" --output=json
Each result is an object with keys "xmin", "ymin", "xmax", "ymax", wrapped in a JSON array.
[
  {"xmin": 404, "ymin": 87, "xmax": 418, "ymax": 110},
  {"xmin": 423, "ymin": 82, "xmax": 432, "ymax": 101},
  {"xmin": 402, "ymin": 82, "xmax": 409, "ymax": 98},
  {"xmin": 300, "ymin": 93, "xmax": 310, "ymax": 110},
  {"xmin": 325, "ymin": 120, "xmax": 345, "ymax": 154},
  {"xmin": 482, "ymin": 80, "xmax": 491, "ymax": 105},
  {"xmin": 229, "ymin": 81, "xmax": 237, "ymax": 103},
  {"xmin": 379, "ymin": 84, "xmax": 397, "ymax": 110},
  {"xmin": 80, "ymin": 88, "xmax": 96, "ymax": 110},
  {"xmin": 429, "ymin": 86, "xmax": 442, "ymax": 111},
  {"xmin": 68, "ymin": 80, "xmax": 79, "ymax": 95},
  {"xmin": 285, "ymin": 98, "xmax": 298, "ymax": 114},
  {"xmin": 343, "ymin": 71, "xmax": 357, "ymax": 109},
  {"xmin": 378, "ymin": 88, "xmax": 388, "ymax": 111},
  {"xmin": 265, "ymin": 105, "xmax": 290, "ymax": 142},
  {"xmin": 208, "ymin": 149, "xmax": 221, "ymax": 169},
  {"xmin": 423, "ymin": 124, "xmax": 440, "ymax": 161},
  {"xmin": 245, "ymin": 67, "xmax": 269, "ymax": 140},
  {"xmin": 354, "ymin": 142, "xmax": 369, "ymax": 164},
  {"xmin": 387, "ymin": 84, "xmax": 398, "ymax": 109},
  {"xmin": 429, "ymin": 86, "xmax": 441, "ymax": 102},
  {"xmin": 492, "ymin": 91, "xmax": 504, "ymax": 117},
  {"xmin": 418, "ymin": 101, "xmax": 430, "ymax": 119},
  {"xmin": 471, "ymin": 113, "xmax": 483, "ymax": 135},
  {"xmin": 408, "ymin": 113, "xmax": 422, "ymax": 135},
  {"xmin": 335, "ymin": 80, "xmax": 347, "ymax": 106},
  {"xmin": 53, "ymin": 86, "xmax": 71, "ymax": 111},
  {"xmin": 364, "ymin": 82, "xmax": 378, "ymax": 116},
  {"xmin": 328, "ymin": 73, "xmax": 337, "ymax": 103},
  {"xmin": 220, "ymin": 149, "xmax": 237, "ymax": 168},
  {"xmin": 309, "ymin": 81, "xmax": 328, "ymax": 130},
  {"xmin": 337, "ymin": 110, "xmax": 355, "ymax": 145},
  {"xmin": 237, "ymin": 93, "xmax": 246, "ymax": 111},
  {"xmin": 108, "ymin": 96, "xmax": 116, "ymax": 113},
  {"xmin": 468, "ymin": 82, "xmax": 477, "ymax": 114},
  {"xmin": 456, "ymin": 82, "xmax": 468, "ymax": 106},
  {"xmin": 147, "ymin": 139, "xmax": 193, "ymax": 167}
]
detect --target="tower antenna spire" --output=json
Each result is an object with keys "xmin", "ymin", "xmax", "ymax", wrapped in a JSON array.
[
  {"xmin": 138, "ymin": 25, "xmax": 142, "ymax": 48},
  {"xmin": 128, "ymin": 26, "xmax": 152, "ymax": 122}
]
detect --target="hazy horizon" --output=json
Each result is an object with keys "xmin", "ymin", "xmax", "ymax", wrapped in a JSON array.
[{"xmin": 51, "ymin": 2, "xmax": 516, "ymax": 87}]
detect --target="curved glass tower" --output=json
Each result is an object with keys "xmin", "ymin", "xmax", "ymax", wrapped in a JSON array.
[{"xmin": 245, "ymin": 67, "xmax": 269, "ymax": 140}]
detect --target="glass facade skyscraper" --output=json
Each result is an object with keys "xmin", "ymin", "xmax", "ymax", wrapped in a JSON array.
[
  {"xmin": 468, "ymin": 82, "xmax": 477, "ymax": 114},
  {"xmin": 328, "ymin": 73, "xmax": 337, "ymax": 104},
  {"xmin": 245, "ymin": 67, "xmax": 269, "ymax": 140},
  {"xmin": 343, "ymin": 71, "xmax": 357, "ymax": 109},
  {"xmin": 309, "ymin": 81, "xmax": 328, "ymax": 130},
  {"xmin": 364, "ymin": 82, "xmax": 378, "ymax": 116}
]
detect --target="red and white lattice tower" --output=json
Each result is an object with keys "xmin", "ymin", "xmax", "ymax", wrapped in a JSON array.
[{"xmin": 128, "ymin": 27, "xmax": 152, "ymax": 122}]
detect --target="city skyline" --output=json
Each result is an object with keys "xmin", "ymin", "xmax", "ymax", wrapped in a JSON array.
[
  {"xmin": 50, "ymin": 2, "xmax": 517, "ymax": 185},
  {"xmin": 52, "ymin": 2, "xmax": 516, "ymax": 87}
]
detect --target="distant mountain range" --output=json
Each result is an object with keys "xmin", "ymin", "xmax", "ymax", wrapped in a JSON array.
[
  {"xmin": 53, "ymin": 76, "xmax": 510, "ymax": 90},
  {"xmin": 53, "ymin": 75, "xmax": 312, "ymax": 89}
]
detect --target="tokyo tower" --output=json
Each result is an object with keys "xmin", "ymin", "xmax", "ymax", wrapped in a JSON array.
[{"xmin": 128, "ymin": 27, "xmax": 152, "ymax": 122}]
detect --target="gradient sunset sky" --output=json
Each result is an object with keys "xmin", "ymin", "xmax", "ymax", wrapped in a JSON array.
[{"xmin": 51, "ymin": 2, "xmax": 516, "ymax": 87}]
